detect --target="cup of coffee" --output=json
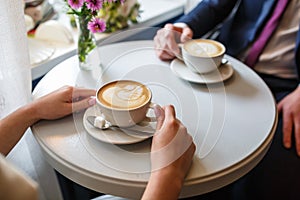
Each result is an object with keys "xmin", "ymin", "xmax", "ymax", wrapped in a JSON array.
[
  {"xmin": 181, "ymin": 39, "xmax": 226, "ymax": 74},
  {"xmin": 96, "ymin": 80, "xmax": 157, "ymax": 127}
]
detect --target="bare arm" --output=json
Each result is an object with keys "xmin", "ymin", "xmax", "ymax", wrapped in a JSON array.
[{"xmin": 0, "ymin": 86, "xmax": 96, "ymax": 156}]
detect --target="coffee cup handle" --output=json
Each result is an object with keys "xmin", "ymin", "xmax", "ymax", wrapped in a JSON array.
[
  {"xmin": 176, "ymin": 43, "xmax": 184, "ymax": 61},
  {"xmin": 146, "ymin": 102, "xmax": 162, "ymax": 122}
]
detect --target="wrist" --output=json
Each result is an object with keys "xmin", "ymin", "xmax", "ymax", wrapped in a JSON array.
[
  {"xmin": 22, "ymin": 102, "xmax": 41, "ymax": 125},
  {"xmin": 143, "ymin": 171, "xmax": 183, "ymax": 200},
  {"xmin": 151, "ymin": 166, "xmax": 184, "ymax": 191}
]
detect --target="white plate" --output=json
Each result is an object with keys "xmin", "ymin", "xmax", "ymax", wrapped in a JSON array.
[
  {"xmin": 28, "ymin": 38, "xmax": 55, "ymax": 65},
  {"xmin": 170, "ymin": 58, "xmax": 234, "ymax": 84},
  {"xmin": 83, "ymin": 106, "xmax": 155, "ymax": 145}
]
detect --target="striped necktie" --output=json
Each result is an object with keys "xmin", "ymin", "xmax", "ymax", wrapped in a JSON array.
[{"xmin": 245, "ymin": 0, "xmax": 289, "ymax": 67}]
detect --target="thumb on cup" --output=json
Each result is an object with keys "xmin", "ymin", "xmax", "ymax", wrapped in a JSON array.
[
  {"xmin": 181, "ymin": 27, "xmax": 193, "ymax": 43},
  {"xmin": 154, "ymin": 104, "xmax": 165, "ymax": 131}
]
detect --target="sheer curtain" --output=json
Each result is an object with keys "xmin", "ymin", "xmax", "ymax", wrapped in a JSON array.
[{"xmin": 0, "ymin": 1, "xmax": 62, "ymax": 199}]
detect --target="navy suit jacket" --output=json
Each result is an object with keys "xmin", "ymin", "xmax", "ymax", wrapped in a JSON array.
[{"xmin": 178, "ymin": 0, "xmax": 300, "ymax": 81}]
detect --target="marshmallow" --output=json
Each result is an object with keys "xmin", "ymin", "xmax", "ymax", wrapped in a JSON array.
[{"xmin": 94, "ymin": 116, "xmax": 106, "ymax": 128}]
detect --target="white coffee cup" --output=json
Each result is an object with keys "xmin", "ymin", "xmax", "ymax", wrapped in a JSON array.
[
  {"xmin": 180, "ymin": 39, "xmax": 226, "ymax": 74},
  {"xmin": 96, "ymin": 80, "xmax": 158, "ymax": 127}
]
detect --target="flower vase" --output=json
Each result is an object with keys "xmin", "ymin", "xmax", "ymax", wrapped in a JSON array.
[{"xmin": 76, "ymin": 15, "xmax": 99, "ymax": 70}]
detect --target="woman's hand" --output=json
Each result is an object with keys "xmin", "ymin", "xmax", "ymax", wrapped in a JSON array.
[
  {"xmin": 0, "ymin": 86, "xmax": 96, "ymax": 155},
  {"xmin": 151, "ymin": 105, "xmax": 195, "ymax": 175},
  {"xmin": 142, "ymin": 105, "xmax": 195, "ymax": 200},
  {"xmin": 29, "ymin": 86, "xmax": 96, "ymax": 122}
]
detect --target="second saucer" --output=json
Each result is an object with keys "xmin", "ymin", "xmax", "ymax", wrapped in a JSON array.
[{"xmin": 170, "ymin": 58, "xmax": 234, "ymax": 84}]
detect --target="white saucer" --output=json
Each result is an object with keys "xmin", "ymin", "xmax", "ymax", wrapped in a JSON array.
[
  {"xmin": 170, "ymin": 58, "xmax": 234, "ymax": 84},
  {"xmin": 83, "ymin": 106, "xmax": 155, "ymax": 145}
]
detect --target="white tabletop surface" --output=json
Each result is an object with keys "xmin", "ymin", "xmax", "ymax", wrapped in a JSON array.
[{"xmin": 32, "ymin": 40, "xmax": 277, "ymax": 199}]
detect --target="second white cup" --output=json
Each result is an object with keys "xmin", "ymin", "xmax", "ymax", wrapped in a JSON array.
[{"xmin": 181, "ymin": 39, "xmax": 226, "ymax": 74}]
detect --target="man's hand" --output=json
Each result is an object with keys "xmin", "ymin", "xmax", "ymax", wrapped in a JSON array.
[
  {"xmin": 154, "ymin": 23, "xmax": 193, "ymax": 60},
  {"xmin": 278, "ymin": 86, "xmax": 300, "ymax": 156}
]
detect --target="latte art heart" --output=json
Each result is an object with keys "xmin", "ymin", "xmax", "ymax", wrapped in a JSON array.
[
  {"xmin": 184, "ymin": 39, "xmax": 224, "ymax": 57},
  {"xmin": 98, "ymin": 80, "xmax": 150, "ymax": 109},
  {"xmin": 193, "ymin": 43, "xmax": 220, "ymax": 56},
  {"xmin": 116, "ymin": 85, "xmax": 143, "ymax": 101}
]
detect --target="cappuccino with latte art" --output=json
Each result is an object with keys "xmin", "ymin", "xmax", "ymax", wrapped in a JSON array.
[
  {"xmin": 97, "ymin": 80, "xmax": 151, "ymax": 110},
  {"xmin": 181, "ymin": 39, "xmax": 226, "ymax": 74},
  {"xmin": 96, "ymin": 80, "xmax": 156, "ymax": 127},
  {"xmin": 184, "ymin": 39, "xmax": 224, "ymax": 57}
]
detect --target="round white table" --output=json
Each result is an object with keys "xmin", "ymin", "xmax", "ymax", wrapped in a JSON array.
[{"xmin": 32, "ymin": 40, "xmax": 277, "ymax": 199}]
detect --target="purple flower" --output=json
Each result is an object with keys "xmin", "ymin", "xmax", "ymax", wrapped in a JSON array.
[
  {"xmin": 88, "ymin": 18, "xmax": 106, "ymax": 33},
  {"xmin": 67, "ymin": 0, "xmax": 84, "ymax": 9},
  {"xmin": 86, "ymin": 0, "xmax": 103, "ymax": 11}
]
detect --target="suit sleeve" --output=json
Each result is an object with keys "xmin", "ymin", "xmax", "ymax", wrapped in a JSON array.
[{"xmin": 177, "ymin": 0, "xmax": 238, "ymax": 38}]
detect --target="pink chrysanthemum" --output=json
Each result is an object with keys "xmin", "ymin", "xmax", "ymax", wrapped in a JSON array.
[
  {"xmin": 88, "ymin": 18, "xmax": 106, "ymax": 33},
  {"xmin": 67, "ymin": 0, "xmax": 84, "ymax": 9},
  {"xmin": 86, "ymin": 0, "xmax": 103, "ymax": 11}
]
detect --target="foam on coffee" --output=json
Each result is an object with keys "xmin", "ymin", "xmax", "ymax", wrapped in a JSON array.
[
  {"xmin": 98, "ymin": 80, "xmax": 150, "ymax": 109},
  {"xmin": 184, "ymin": 39, "xmax": 224, "ymax": 57}
]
